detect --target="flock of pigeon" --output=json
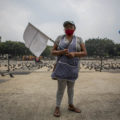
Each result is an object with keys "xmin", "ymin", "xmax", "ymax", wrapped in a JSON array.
[
  {"xmin": 80, "ymin": 60, "xmax": 120, "ymax": 71},
  {"xmin": 0, "ymin": 60, "xmax": 53, "ymax": 77},
  {"xmin": 0, "ymin": 59, "xmax": 120, "ymax": 77}
]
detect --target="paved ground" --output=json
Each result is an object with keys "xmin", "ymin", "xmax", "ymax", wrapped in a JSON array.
[{"xmin": 0, "ymin": 71, "xmax": 120, "ymax": 120}]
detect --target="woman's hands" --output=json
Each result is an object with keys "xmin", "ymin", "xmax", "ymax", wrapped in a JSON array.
[
  {"xmin": 52, "ymin": 43, "xmax": 87, "ymax": 58},
  {"xmin": 58, "ymin": 49, "xmax": 76, "ymax": 58},
  {"xmin": 65, "ymin": 43, "xmax": 88, "ymax": 58},
  {"xmin": 60, "ymin": 49, "xmax": 69, "ymax": 55},
  {"xmin": 65, "ymin": 52, "xmax": 76, "ymax": 58},
  {"xmin": 52, "ymin": 47, "xmax": 75, "ymax": 58}
]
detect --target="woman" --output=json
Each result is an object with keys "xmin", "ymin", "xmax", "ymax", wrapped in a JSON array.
[{"xmin": 51, "ymin": 21, "xmax": 87, "ymax": 117}]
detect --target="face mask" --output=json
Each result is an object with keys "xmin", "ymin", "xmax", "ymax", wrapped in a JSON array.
[{"xmin": 65, "ymin": 29, "xmax": 74, "ymax": 36}]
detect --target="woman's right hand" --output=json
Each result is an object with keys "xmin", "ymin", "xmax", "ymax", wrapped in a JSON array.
[
  {"xmin": 59, "ymin": 49, "xmax": 69, "ymax": 55},
  {"xmin": 51, "ymin": 43, "xmax": 69, "ymax": 56}
]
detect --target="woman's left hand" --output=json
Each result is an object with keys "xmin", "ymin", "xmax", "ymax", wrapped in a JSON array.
[{"xmin": 65, "ymin": 52, "xmax": 76, "ymax": 58}]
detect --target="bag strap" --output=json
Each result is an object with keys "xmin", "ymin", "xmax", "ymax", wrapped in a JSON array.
[
  {"xmin": 56, "ymin": 35, "xmax": 74, "ymax": 61},
  {"xmin": 61, "ymin": 34, "xmax": 74, "ymax": 49}
]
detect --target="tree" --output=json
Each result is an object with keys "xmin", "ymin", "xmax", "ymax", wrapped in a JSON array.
[
  {"xmin": 85, "ymin": 38, "xmax": 115, "ymax": 57},
  {"xmin": 0, "ymin": 41, "xmax": 32, "ymax": 56}
]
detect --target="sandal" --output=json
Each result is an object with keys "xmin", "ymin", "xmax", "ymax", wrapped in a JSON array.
[
  {"xmin": 53, "ymin": 107, "xmax": 61, "ymax": 117},
  {"xmin": 68, "ymin": 104, "xmax": 81, "ymax": 113}
]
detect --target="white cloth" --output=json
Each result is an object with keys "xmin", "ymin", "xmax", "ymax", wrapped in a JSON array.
[{"xmin": 23, "ymin": 23, "xmax": 49, "ymax": 57}]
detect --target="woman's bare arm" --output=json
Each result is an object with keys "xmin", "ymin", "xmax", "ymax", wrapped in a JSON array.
[{"xmin": 74, "ymin": 43, "xmax": 87, "ymax": 57}]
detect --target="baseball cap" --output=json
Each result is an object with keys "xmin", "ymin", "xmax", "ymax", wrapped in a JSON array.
[{"xmin": 63, "ymin": 21, "xmax": 76, "ymax": 28}]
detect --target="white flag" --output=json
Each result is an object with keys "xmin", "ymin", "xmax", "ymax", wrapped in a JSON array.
[{"xmin": 23, "ymin": 23, "xmax": 50, "ymax": 57}]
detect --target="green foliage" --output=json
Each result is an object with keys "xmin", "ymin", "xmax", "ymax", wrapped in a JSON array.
[
  {"xmin": 41, "ymin": 46, "xmax": 52, "ymax": 57},
  {"xmin": 0, "ymin": 41, "xmax": 32, "ymax": 56},
  {"xmin": 0, "ymin": 41, "xmax": 53, "ymax": 57},
  {"xmin": 0, "ymin": 38, "xmax": 120, "ymax": 58},
  {"xmin": 85, "ymin": 38, "xmax": 120, "ymax": 57}
]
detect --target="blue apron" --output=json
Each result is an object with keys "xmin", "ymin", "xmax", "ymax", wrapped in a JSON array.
[{"xmin": 51, "ymin": 35, "xmax": 80, "ymax": 82}]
